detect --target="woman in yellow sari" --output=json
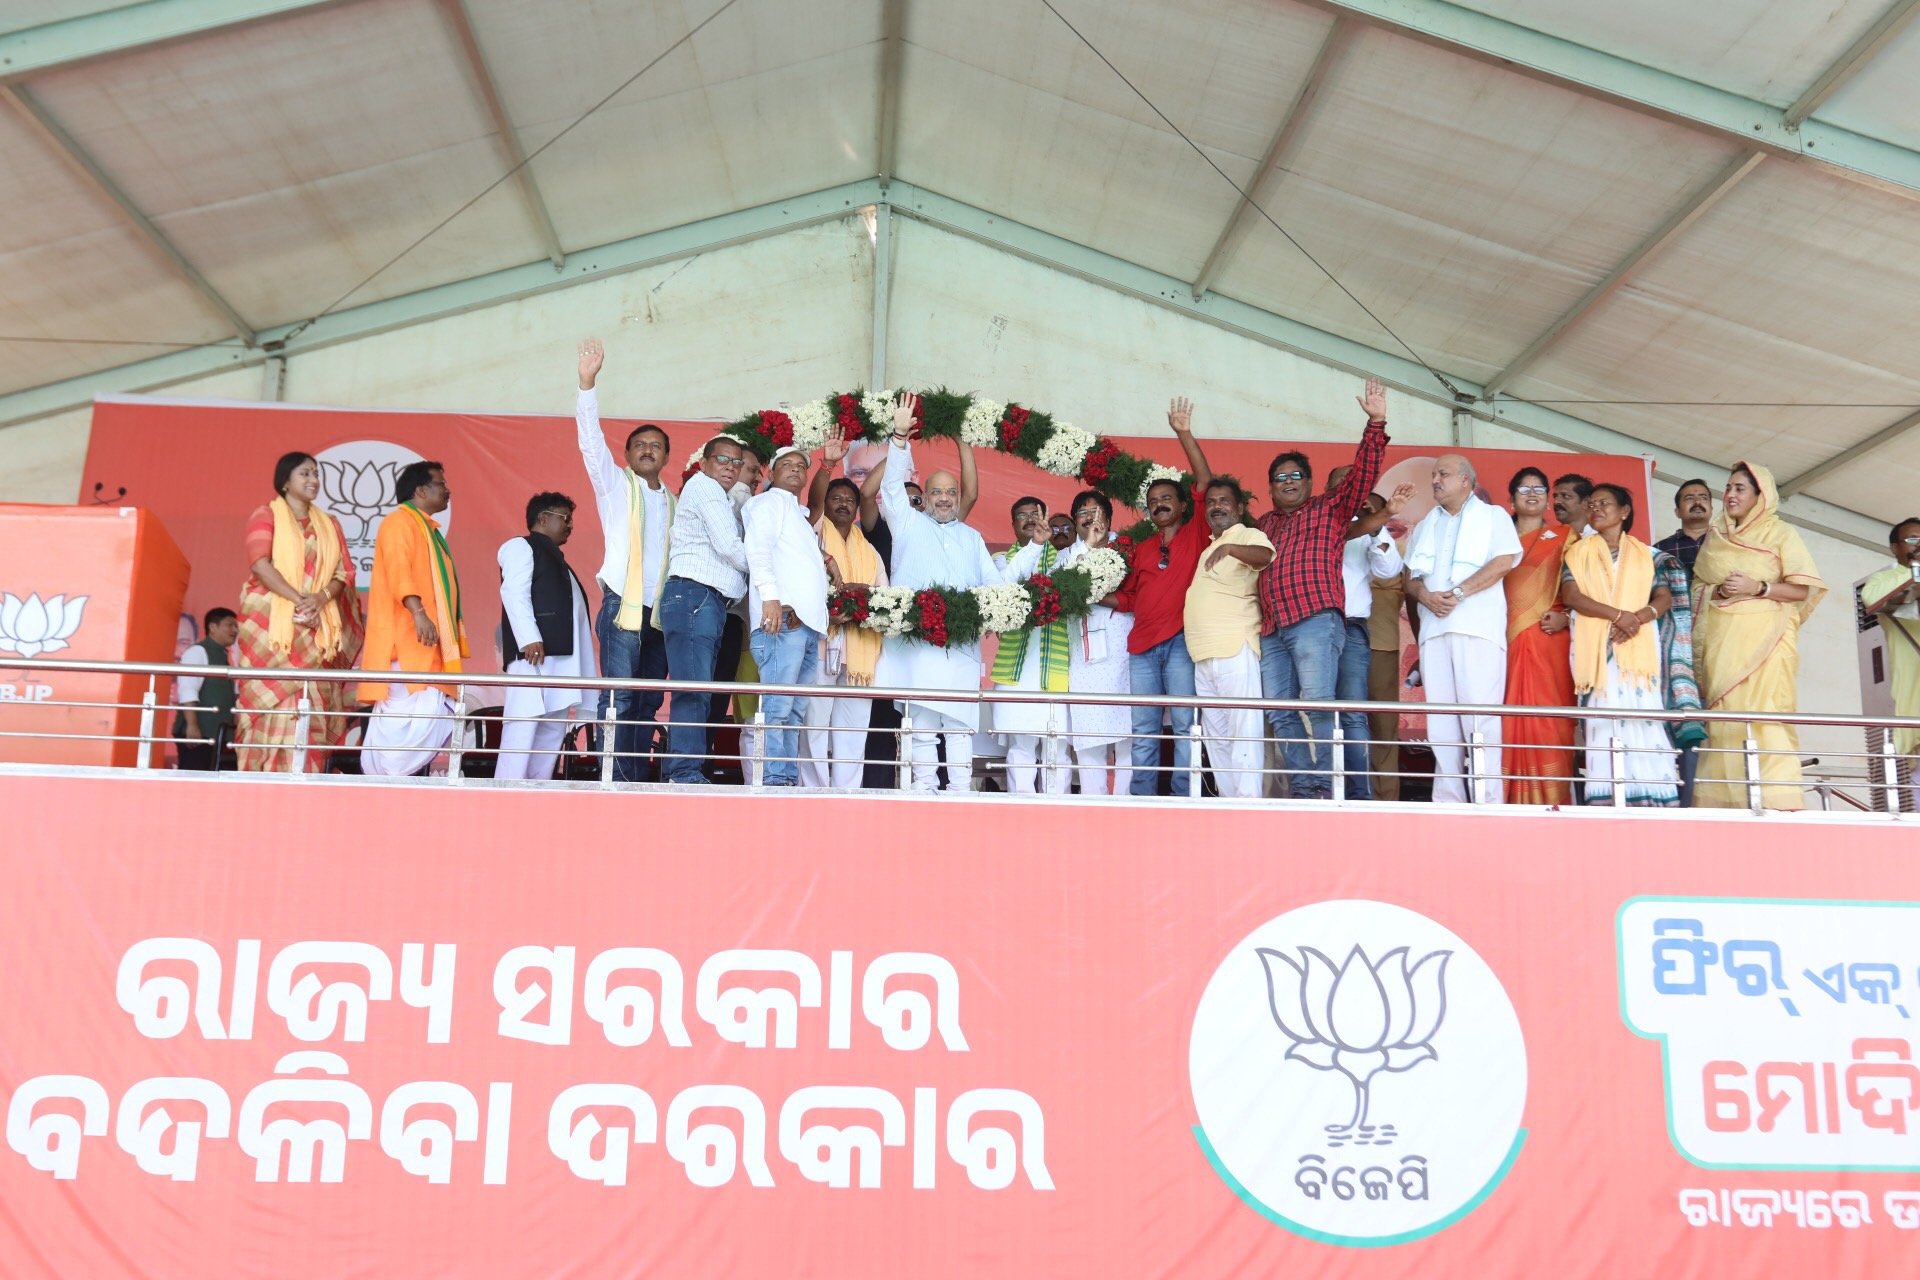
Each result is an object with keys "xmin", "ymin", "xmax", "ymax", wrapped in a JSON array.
[
  {"xmin": 1692, "ymin": 462, "xmax": 1826, "ymax": 809},
  {"xmin": 234, "ymin": 451, "xmax": 364, "ymax": 772},
  {"xmin": 1500, "ymin": 467, "xmax": 1576, "ymax": 804}
]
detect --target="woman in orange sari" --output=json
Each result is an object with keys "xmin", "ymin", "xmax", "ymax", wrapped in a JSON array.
[
  {"xmin": 233, "ymin": 451, "xmax": 364, "ymax": 772},
  {"xmin": 1501, "ymin": 466, "xmax": 1576, "ymax": 804}
]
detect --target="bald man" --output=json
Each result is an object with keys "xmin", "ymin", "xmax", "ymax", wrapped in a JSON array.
[
  {"xmin": 877, "ymin": 393, "xmax": 1043, "ymax": 791},
  {"xmin": 1401, "ymin": 453, "xmax": 1522, "ymax": 804}
]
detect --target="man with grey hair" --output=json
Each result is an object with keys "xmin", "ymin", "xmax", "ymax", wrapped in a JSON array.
[{"xmin": 1402, "ymin": 453, "xmax": 1522, "ymax": 803}]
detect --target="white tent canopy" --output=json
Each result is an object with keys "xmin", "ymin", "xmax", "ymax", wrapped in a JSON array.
[{"xmin": 3, "ymin": 0, "xmax": 1919, "ymax": 534}]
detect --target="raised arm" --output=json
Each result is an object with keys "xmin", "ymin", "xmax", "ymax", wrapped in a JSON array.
[
  {"xmin": 859, "ymin": 457, "xmax": 886, "ymax": 533},
  {"xmin": 996, "ymin": 537, "xmax": 1044, "ymax": 584},
  {"xmin": 575, "ymin": 337, "xmax": 621, "ymax": 501},
  {"xmin": 1168, "ymin": 396, "xmax": 1212, "ymax": 491},
  {"xmin": 807, "ymin": 438, "xmax": 847, "ymax": 526},
  {"xmin": 1328, "ymin": 379, "xmax": 1391, "ymax": 519},
  {"xmin": 879, "ymin": 392, "xmax": 920, "ymax": 529},
  {"xmin": 957, "ymin": 437, "xmax": 979, "ymax": 520}
]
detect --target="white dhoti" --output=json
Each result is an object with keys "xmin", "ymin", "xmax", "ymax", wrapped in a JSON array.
[
  {"xmin": 995, "ymin": 640, "xmax": 1068, "ymax": 796},
  {"xmin": 803, "ymin": 645, "xmax": 872, "ymax": 790},
  {"xmin": 1194, "ymin": 642, "xmax": 1264, "ymax": 799},
  {"xmin": 496, "ymin": 669, "xmax": 593, "ymax": 783},
  {"xmin": 1420, "ymin": 633, "xmax": 1506, "ymax": 804},
  {"xmin": 362, "ymin": 684, "xmax": 457, "ymax": 777},
  {"xmin": 881, "ymin": 637, "xmax": 983, "ymax": 792}
]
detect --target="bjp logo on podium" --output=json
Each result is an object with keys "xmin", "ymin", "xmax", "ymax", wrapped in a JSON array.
[{"xmin": 0, "ymin": 592, "xmax": 89, "ymax": 659}]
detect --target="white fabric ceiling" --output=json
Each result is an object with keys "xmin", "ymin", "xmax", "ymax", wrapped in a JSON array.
[{"xmin": 3, "ymin": 0, "xmax": 1918, "ymax": 522}]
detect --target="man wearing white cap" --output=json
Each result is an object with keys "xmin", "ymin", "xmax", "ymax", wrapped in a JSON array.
[{"xmin": 742, "ymin": 445, "xmax": 833, "ymax": 785}]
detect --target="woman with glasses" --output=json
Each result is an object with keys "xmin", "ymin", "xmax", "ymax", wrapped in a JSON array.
[
  {"xmin": 1691, "ymin": 462, "xmax": 1827, "ymax": 809},
  {"xmin": 1499, "ymin": 466, "xmax": 1576, "ymax": 804},
  {"xmin": 1559, "ymin": 484, "xmax": 1681, "ymax": 807}
]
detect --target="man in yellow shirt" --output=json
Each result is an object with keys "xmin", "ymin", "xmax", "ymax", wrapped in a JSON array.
[
  {"xmin": 1863, "ymin": 517, "xmax": 1920, "ymax": 808},
  {"xmin": 1184, "ymin": 480, "xmax": 1275, "ymax": 798}
]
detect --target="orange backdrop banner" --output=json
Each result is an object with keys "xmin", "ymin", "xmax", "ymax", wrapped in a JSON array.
[
  {"xmin": 1, "ymin": 773, "xmax": 1915, "ymax": 1277},
  {"xmin": 80, "ymin": 394, "xmax": 1652, "ymax": 668}
]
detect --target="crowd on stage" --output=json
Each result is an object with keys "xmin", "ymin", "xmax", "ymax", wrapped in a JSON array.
[{"xmin": 169, "ymin": 338, "xmax": 1920, "ymax": 812}]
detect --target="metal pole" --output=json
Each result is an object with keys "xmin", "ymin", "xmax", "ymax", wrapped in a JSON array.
[
  {"xmin": 1882, "ymin": 734, "xmax": 1903, "ymax": 817},
  {"xmin": 1331, "ymin": 715, "xmax": 1346, "ymax": 802},
  {"xmin": 1043, "ymin": 702, "xmax": 1060, "ymax": 797},
  {"xmin": 447, "ymin": 700, "xmax": 467, "ymax": 784},
  {"xmin": 1468, "ymin": 730, "xmax": 1485, "ymax": 804},
  {"xmin": 898, "ymin": 700, "xmax": 913, "ymax": 791},
  {"xmin": 599, "ymin": 698, "xmax": 617, "ymax": 788},
  {"xmin": 1609, "ymin": 735, "xmax": 1627, "ymax": 809},
  {"xmin": 750, "ymin": 709, "xmax": 766, "ymax": 786},
  {"xmin": 1744, "ymin": 732, "xmax": 1763, "ymax": 813},
  {"xmin": 291, "ymin": 687, "xmax": 312, "ymax": 774},
  {"xmin": 135, "ymin": 674, "xmax": 157, "ymax": 770},
  {"xmin": 1187, "ymin": 718, "xmax": 1203, "ymax": 799}
]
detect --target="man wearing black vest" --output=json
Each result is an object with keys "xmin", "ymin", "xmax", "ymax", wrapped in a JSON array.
[
  {"xmin": 496, "ymin": 493, "xmax": 598, "ymax": 781},
  {"xmin": 175, "ymin": 607, "xmax": 239, "ymax": 771}
]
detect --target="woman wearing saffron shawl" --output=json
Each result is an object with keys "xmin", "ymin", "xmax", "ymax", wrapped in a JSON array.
[
  {"xmin": 234, "ymin": 451, "xmax": 364, "ymax": 772},
  {"xmin": 1500, "ymin": 466, "xmax": 1576, "ymax": 804},
  {"xmin": 1559, "ymin": 484, "xmax": 1681, "ymax": 806},
  {"xmin": 1692, "ymin": 462, "xmax": 1826, "ymax": 810}
]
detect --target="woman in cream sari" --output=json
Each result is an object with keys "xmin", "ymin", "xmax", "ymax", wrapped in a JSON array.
[
  {"xmin": 1692, "ymin": 462, "xmax": 1826, "ymax": 809},
  {"xmin": 234, "ymin": 451, "xmax": 364, "ymax": 772},
  {"xmin": 1559, "ymin": 484, "xmax": 1680, "ymax": 807}
]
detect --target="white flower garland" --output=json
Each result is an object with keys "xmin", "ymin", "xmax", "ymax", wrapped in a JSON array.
[
  {"xmin": 1137, "ymin": 464, "xmax": 1186, "ymax": 510},
  {"xmin": 865, "ymin": 586, "xmax": 918, "ymax": 638},
  {"xmin": 860, "ymin": 390, "xmax": 896, "ymax": 430},
  {"xmin": 959, "ymin": 397, "xmax": 1004, "ymax": 448},
  {"xmin": 788, "ymin": 399, "xmax": 833, "ymax": 452},
  {"xmin": 973, "ymin": 582, "xmax": 1034, "ymax": 633},
  {"xmin": 1077, "ymin": 546, "xmax": 1129, "ymax": 600},
  {"xmin": 1034, "ymin": 422, "xmax": 1097, "ymax": 478}
]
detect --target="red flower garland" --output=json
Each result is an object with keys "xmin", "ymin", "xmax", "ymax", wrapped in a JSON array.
[
  {"xmin": 1080, "ymin": 439, "xmax": 1120, "ymax": 485},
  {"xmin": 829, "ymin": 583, "xmax": 872, "ymax": 627},
  {"xmin": 915, "ymin": 588, "xmax": 950, "ymax": 648},
  {"xmin": 756, "ymin": 409, "xmax": 795, "ymax": 449},
  {"xmin": 999, "ymin": 405, "xmax": 1031, "ymax": 452},
  {"xmin": 834, "ymin": 393, "xmax": 866, "ymax": 443},
  {"xmin": 1027, "ymin": 574, "xmax": 1063, "ymax": 626}
]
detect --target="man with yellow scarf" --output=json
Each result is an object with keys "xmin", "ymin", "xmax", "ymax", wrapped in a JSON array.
[
  {"xmin": 803, "ymin": 449, "xmax": 887, "ymax": 789},
  {"xmin": 358, "ymin": 460, "xmax": 469, "ymax": 776}
]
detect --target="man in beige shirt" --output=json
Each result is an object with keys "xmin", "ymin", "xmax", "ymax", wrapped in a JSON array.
[{"xmin": 1184, "ymin": 480, "xmax": 1276, "ymax": 798}]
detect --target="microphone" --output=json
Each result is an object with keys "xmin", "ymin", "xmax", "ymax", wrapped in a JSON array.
[{"xmin": 90, "ymin": 481, "xmax": 127, "ymax": 505}]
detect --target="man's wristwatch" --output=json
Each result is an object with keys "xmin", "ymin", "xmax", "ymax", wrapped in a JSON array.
[{"xmin": 1448, "ymin": 586, "xmax": 1466, "ymax": 602}]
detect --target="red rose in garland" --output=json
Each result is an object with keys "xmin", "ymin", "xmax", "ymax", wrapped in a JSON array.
[
  {"xmin": 1081, "ymin": 439, "xmax": 1119, "ymax": 484},
  {"xmin": 829, "ymin": 583, "xmax": 872, "ymax": 627},
  {"xmin": 758, "ymin": 409, "xmax": 795, "ymax": 449},
  {"xmin": 1027, "ymin": 574, "xmax": 1063, "ymax": 626},
  {"xmin": 999, "ymin": 405, "xmax": 1031, "ymax": 453},
  {"xmin": 915, "ymin": 589, "xmax": 950, "ymax": 647},
  {"xmin": 835, "ymin": 393, "xmax": 866, "ymax": 442}
]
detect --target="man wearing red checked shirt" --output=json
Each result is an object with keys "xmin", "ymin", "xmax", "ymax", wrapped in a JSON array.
[{"xmin": 1252, "ymin": 378, "xmax": 1390, "ymax": 800}]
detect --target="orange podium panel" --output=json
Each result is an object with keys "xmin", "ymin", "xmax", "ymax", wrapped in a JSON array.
[{"xmin": 0, "ymin": 504, "xmax": 189, "ymax": 767}]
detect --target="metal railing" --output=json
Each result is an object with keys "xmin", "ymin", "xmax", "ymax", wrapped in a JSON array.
[{"xmin": 4, "ymin": 655, "xmax": 1918, "ymax": 818}]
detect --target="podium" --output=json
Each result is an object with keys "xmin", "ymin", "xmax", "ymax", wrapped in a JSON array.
[{"xmin": 0, "ymin": 505, "xmax": 190, "ymax": 767}]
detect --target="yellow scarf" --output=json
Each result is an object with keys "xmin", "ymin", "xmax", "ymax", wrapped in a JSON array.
[
  {"xmin": 1567, "ymin": 533, "xmax": 1659, "ymax": 695},
  {"xmin": 819, "ymin": 517, "xmax": 884, "ymax": 684},
  {"xmin": 615, "ymin": 470, "xmax": 674, "ymax": 630},
  {"xmin": 267, "ymin": 497, "xmax": 345, "ymax": 658},
  {"xmin": 1691, "ymin": 461, "xmax": 1827, "ymax": 707}
]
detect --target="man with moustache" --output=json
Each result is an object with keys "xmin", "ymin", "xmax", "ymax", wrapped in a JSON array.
[
  {"xmin": 1656, "ymin": 478, "xmax": 1715, "ymax": 589},
  {"xmin": 1402, "ymin": 454, "xmax": 1523, "ymax": 804},
  {"xmin": 1252, "ymin": 378, "xmax": 1390, "ymax": 799},
  {"xmin": 743, "ymin": 445, "xmax": 832, "ymax": 786},
  {"xmin": 1184, "ymin": 479, "xmax": 1275, "ymax": 798},
  {"xmin": 658, "ymin": 435, "xmax": 750, "ymax": 784},
  {"xmin": 495, "ymin": 493, "xmax": 597, "ymax": 782},
  {"xmin": 803, "ymin": 469, "xmax": 888, "ymax": 789},
  {"xmin": 1112, "ymin": 397, "xmax": 1218, "ymax": 796},
  {"xmin": 1048, "ymin": 513, "xmax": 1077, "ymax": 553},
  {"xmin": 1552, "ymin": 472, "xmax": 1594, "ymax": 534}
]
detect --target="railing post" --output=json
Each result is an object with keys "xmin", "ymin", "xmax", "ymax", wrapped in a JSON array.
[
  {"xmin": 1187, "ymin": 715, "xmax": 1203, "ymax": 799},
  {"xmin": 1044, "ymin": 701, "xmax": 1060, "ymax": 797},
  {"xmin": 1609, "ymin": 735, "xmax": 1627, "ymax": 809},
  {"xmin": 447, "ymin": 699, "xmax": 467, "ymax": 784},
  {"xmin": 599, "ymin": 698, "xmax": 618, "ymax": 788},
  {"xmin": 1883, "ymin": 734, "xmax": 1903, "ymax": 818},
  {"xmin": 1744, "ymin": 732, "xmax": 1763, "ymax": 814},
  {"xmin": 1468, "ymin": 730, "xmax": 1486, "ymax": 804},
  {"xmin": 898, "ymin": 700, "xmax": 913, "ymax": 791},
  {"xmin": 290, "ymin": 689, "xmax": 312, "ymax": 775},
  {"xmin": 750, "ymin": 709, "xmax": 767, "ymax": 786},
  {"xmin": 135, "ymin": 674, "xmax": 157, "ymax": 770},
  {"xmin": 1331, "ymin": 714, "xmax": 1346, "ymax": 802}
]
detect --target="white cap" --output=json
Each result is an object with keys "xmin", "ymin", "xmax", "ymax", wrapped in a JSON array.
[{"xmin": 769, "ymin": 445, "xmax": 807, "ymax": 469}]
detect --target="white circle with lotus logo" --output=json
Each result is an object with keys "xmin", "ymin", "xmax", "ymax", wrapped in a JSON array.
[
  {"xmin": 313, "ymin": 440, "xmax": 452, "ymax": 580},
  {"xmin": 1188, "ymin": 899, "xmax": 1527, "ymax": 1246}
]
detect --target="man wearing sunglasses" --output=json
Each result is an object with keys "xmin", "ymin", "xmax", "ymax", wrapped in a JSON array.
[
  {"xmin": 496, "ymin": 493, "xmax": 596, "ymax": 782},
  {"xmin": 1863, "ymin": 517, "xmax": 1920, "ymax": 809},
  {"xmin": 658, "ymin": 435, "xmax": 751, "ymax": 783},
  {"xmin": 1251, "ymin": 378, "xmax": 1391, "ymax": 800}
]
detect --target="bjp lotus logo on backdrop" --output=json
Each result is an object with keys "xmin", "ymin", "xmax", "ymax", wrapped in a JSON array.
[
  {"xmin": 1188, "ymin": 899, "xmax": 1527, "ymax": 1246},
  {"xmin": 314, "ymin": 441, "xmax": 452, "ymax": 578},
  {"xmin": 0, "ymin": 593, "xmax": 89, "ymax": 658}
]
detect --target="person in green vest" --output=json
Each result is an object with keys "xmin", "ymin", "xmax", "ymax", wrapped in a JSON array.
[{"xmin": 175, "ymin": 607, "xmax": 239, "ymax": 771}]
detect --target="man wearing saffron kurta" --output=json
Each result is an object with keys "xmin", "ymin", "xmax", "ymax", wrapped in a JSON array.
[{"xmin": 359, "ymin": 461, "xmax": 469, "ymax": 776}]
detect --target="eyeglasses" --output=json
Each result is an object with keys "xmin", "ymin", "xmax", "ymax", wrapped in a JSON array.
[
  {"xmin": 710, "ymin": 455, "xmax": 744, "ymax": 469},
  {"xmin": 1514, "ymin": 485, "xmax": 1547, "ymax": 496},
  {"xmin": 1903, "ymin": 536, "xmax": 1920, "ymax": 546},
  {"xmin": 1270, "ymin": 471, "xmax": 1305, "ymax": 483},
  {"xmin": 540, "ymin": 510, "xmax": 573, "ymax": 523}
]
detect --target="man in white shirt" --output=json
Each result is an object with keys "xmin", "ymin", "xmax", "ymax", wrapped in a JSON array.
[
  {"xmin": 659, "ymin": 436, "xmax": 750, "ymax": 784},
  {"xmin": 743, "ymin": 446, "xmax": 831, "ymax": 786},
  {"xmin": 576, "ymin": 339, "xmax": 673, "ymax": 782},
  {"xmin": 1327, "ymin": 471, "xmax": 1413, "ymax": 800},
  {"xmin": 174, "ymin": 607, "xmax": 239, "ymax": 771},
  {"xmin": 495, "ymin": 493, "xmax": 597, "ymax": 782},
  {"xmin": 1402, "ymin": 454, "xmax": 1523, "ymax": 804},
  {"xmin": 879, "ymin": 394, "xmax": 1038, "ymax": 791}
]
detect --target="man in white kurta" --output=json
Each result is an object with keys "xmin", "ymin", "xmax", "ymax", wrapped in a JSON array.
[
  {"xmin": 992, "ymin": 497, "xmax": 1062, "ymax": 793},
  {"xmin": 496, "ymin": 496, "xmax": 598, "ymax": 781},
  {"xmin": 1403, "ymin": 455, "xmax": 1522, "ymax": 804},
  {"xmin": 878, "ymin": 401, "xmax": 1034, "ymax": 792}
]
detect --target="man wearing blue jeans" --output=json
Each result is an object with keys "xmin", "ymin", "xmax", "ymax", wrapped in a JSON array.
[
  {"xmin": 743, "ymin": 445, "xmax": 829, "ymax": 785},
  {"xmin": 660, "ymin": 436, "xmax": 749, "ymax": 783},
  {"xmin": 1111, "ymin": 397, "xmax": 1217, "ymax": 796},
  {"xmin": 1253, "ymin": 379, "xmax": 1390, "ymax": 799}
]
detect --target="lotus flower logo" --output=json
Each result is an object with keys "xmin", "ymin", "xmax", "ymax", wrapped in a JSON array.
[
  {"xmin": 317, "ymin": 457, "xmax": 404, "ymax": 543},
  {"xmin": 1258, "ymin": 945, "xmax": 1450, "ymax": 1146},
  {"xmin": 0, "ymin": 593, "xmax": 88, "ymax": 658}
]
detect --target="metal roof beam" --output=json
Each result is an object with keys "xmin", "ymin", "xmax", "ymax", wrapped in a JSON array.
[
  {"xmin": 434, "ymin": 0, "xmax": 565, "ymax": 270},
  {"xmin": 1296, "ymin": 0, "xmax": 1920, "ymax": 203},
  {"xmin": 1482, "ymin": 151, "xmax": 1764, "ymax": 399},
  {"xmin": 2, "ymin": 84, "xmax": 256, "ymax": 345},
  {"xmin": 876, "ymin": 0, "xmax": 905, "ymax": 186},
  {"xmin": 1782, "ymin": 0, "xmax": 1920, "ymax": 127},
  {"xmin": 880, "ymin": 180, "xmax": 1889, "ymax": 551},
  {"xmin": 0, "ymin": 0, "xmax": 350, "ymax": 82},
  {"xmin": 1778, "ymin": 407, "xmax": 1920, "ymax": 500},
  {"xmin": 1189, "ymin": 18, "xmax": 1349, "ymax": 300},
  {"xmin": 0, "ymin": 180, "xmax": 882, "ymax": 427}
]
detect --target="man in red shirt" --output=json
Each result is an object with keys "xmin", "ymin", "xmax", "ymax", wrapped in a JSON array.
[
  {"xmin": 1253, "ymin": 378, "xmax": 1390, "ymax": 798},
  {"xmin": 1111, "ymin": 397, "xmax": 1218, "ymax": 796}
]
